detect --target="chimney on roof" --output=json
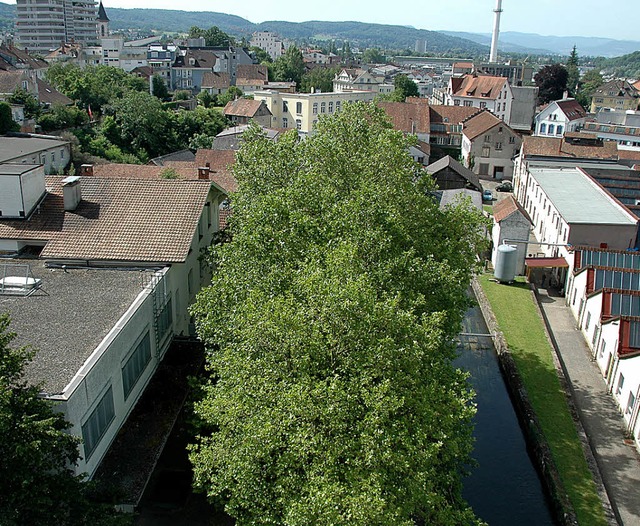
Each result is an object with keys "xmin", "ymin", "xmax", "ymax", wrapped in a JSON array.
[
  {"xmin": 62, "ymin": 176, "xmax": 82, "ymax": 211},
  {"xmin": 198, "ymin": 166, "xmax": 211, "ymax": 180},
  {"xmin": 79, "ymin": 164, "xmax": 93, "ymax": 176}
]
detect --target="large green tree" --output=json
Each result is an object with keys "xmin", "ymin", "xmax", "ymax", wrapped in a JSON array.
[
  {"xmin": 273, "ymin": 45, "xmax": 305, "ymax": 87},
  {"xmin": 566, "ymin": 45, "xmax": 580, "ymax": 96},
  {"xmin": 188, "ymin": 26, "xmax": 234, "ymax": 47},
  {"xmin": 0, "ymin": 102, "xmax": 19, "ymax": 134},
  {"xmin": 300, "ymin": 66, "xmax": 340, "ymax": 93},
  {"xmin": 189, "ymin": 103, "xmax": 487, "ymax": 525},
  {"xmin": 0, "ymin": 314, "xmax": 127, "ymax": 526}
]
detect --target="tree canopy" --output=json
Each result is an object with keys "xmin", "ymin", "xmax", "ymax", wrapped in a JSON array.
[
  {"xmin": 0, "ymin": 314, "xmax": 127, "ymax": 526},
  {"xmin": 188, "ymin": 25, "xmax": 234, "ymax": 47},
  {"xmin": 0, "ymin": 102, "xmax": 19, "ymax": 134},
  {"xmin": 189, "ymin": 102, "xmax": 487, "ymax": 525},
  {"xmin": 272, "ymin": 45, "xmax": 306, "ymax": 87},
  {"xmin": 534, "ymin": 63, "xmax": 569, "ymax": 104}
]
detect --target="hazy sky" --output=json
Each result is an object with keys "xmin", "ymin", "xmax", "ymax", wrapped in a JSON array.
[{"xmin": 5, "ymin": 0, "xmax": 637, "ymax": 41}]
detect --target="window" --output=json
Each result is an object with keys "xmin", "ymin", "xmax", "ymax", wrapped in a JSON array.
[
  {"xmin": 540, "ymin": 123, "xmax": 547, "ymax": 134},
  {"xmin": 481, "ymin": 146, "xmax": 490, "ymax": 158},
  {"xmin": 498, "ymin": 126, "xmax": 503, "ymax": 133},
  {"xmin": 157, "ymin": 298, "xmax": 173, "ymax": 342},
  {"xmin": 463, "ymin": 100, "xmax": 473, "ymax": 107},
  {"xmin": 627, "ymin": 391, "xmax": 636, "ymax": 415},
  {"xmin": 283, "ymin": 101, "xmax": 288, "ymax": 113},
  {"xmin": 82, "ymin": 386, "xmax": 115, "ymax": 459},
  {"xmin": 479, "ymin": 163, "xmax": 489, "ymax": 175},
  {"xmin": 296, "ymin": 101, "xmax": 302, "ymax": 114},
  {"xmin": 585, "ymin": 312, "xmax": 591, "ymax": 330},
  {"xmin": 321, "ymin": 102, "xmax": 326, "ymax": 113},
  {"xmin": 480, "ymin": 101, "xmax": 487, "ymax": 109},
  {"xmin": 335, "ymin": 101, "xmax": 341, "ymax": 111},
  {"xmin": 556, "ymin": 125, "xmax": 563, "ymax": 135},
  {"xmin": 60, "ymin": 149, "xmax": 65, "ymax": 159},
  {"xmin": 454, "ymin": 99, "xmax": 460, "ymax": 106},
  {"xmin": 509, "ymin": 136, "xmax": 515, "ymax": 144},
  {"xmin": 548, "ymin": 124, "xmax": 555, "ymax": 135},
  {"xmin": 122, "ymin": 332, "xmax": 152, "ymax": 399},
  {"xmin": 282, "ymin": 117, "xmax": 288, "ymax": 128},
  {"xmin": 296, "ymin": 119, "xmax": 302, "ymax": 130},
  {"xmin": 599, "ymin": 341, "xmax": 606, "ymax": 359},
  {"xmin": 484, "ymin": 135, "xmax": 491, "ymax": 143},
  {"xmin": 313, "ymin": 102, "xmax": 318, "ymax": 114},
  {"xmin": 495, "ymin": 142, "xmax": 503, "ymax": 150},
  {"xmin": 616, "ymin": 373, "xmax": 625, "ymax": 395},
  {"xmin": 328, "ymin": 101, "xmax": 334, "ymax": 113}
]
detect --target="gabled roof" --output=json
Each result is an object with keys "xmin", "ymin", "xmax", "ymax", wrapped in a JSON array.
[
  {"xmin": 377, "ymin": 100, "xmax": 430, "ymax": 134},
  {"xmin": 0, "ymin": 44, "xmax": 48, "ymax": 70},
  {"xmin": 462, "ymin": 110, "xmax": 511, "ymax": 140},
  {"xmin": 0, "ymin": 177, "xmax": 215, "ymax": 263},
  {"xmin": 426, "ymin": 155, "xmax": 481, "ymax": 192},
  {"xmin": 452, "ymin": 74, "xmax": 507, "ymax": 100},
  {"xmin": 555, "ymin": 99, "xmax": 587, "ymax": 121},
  {"xmin": 0, "ymin": 70, "xmax": 26, "ymax": 95},
  {"xmin": 195, "ymin": 149, "xmax": 238, "ymax": 193},
  {"xmin": 429, "ymin": 105, "xmax": 480, "ymax": 125},
  {"xmin": 36, "ymin": 78, "xmax": 73, "ymax": 106},
  {"xmin": 523, "ymin": 136, "xmax": 618, "ymax": 160},
  {"xmin": 493, "ymin": 194, "xmax": 530, "ymax": 223},
  {"xmin": 236, "ymin": 64, "xmax": 268, "ymax": 85},
  {"xmin": 173, "ymin": 50, "xmax": 217, "ymax": 69},
  {"xmin": 593, "ymin": 79, "xmax": 639, "ymax": 99},
  {"xmin": 149, "ymin": 149, "xmax": 195, "ymax": 166},
  {"xmin": 97, "ymin": 1, "xmax": 109, "ymax": 22},
  {"xmin": 224, "ymin": 98, "xmax": 270, "ymax": 119},
  {"xmin": 201, "ymin": 71, "xmax": 230, "ymax": 90}
]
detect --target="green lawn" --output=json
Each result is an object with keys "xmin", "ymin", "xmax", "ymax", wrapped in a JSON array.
[{"xmin": 478, "ymin": 274, "xmax": 607, "ymax": 526}]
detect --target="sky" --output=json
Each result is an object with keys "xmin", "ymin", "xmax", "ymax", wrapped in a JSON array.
[{"xmin": 4, "ymin": 0, "xmax": 637, "ymax": 41}]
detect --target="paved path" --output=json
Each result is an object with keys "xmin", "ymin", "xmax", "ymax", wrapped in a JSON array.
[{"xmin": 537, "ymin": 287, "xmax": 640, "ymax": 526}]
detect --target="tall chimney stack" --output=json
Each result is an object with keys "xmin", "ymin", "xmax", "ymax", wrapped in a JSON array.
[{"xmin": 489, "ymin": 0, "xmax": 503, "ymax": 64}]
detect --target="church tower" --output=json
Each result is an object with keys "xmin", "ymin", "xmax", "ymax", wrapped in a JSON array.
[{"xmin": 97, "ymin": 1, "xmax": 110, "ymax": 39}]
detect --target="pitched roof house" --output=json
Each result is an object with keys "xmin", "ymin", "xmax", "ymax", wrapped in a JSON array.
[
  {"xmin": 491, "ymin": 195, "xmax": 532, "ymax": 274},
  {"xmin": 223, "ymin": 98, "xmax": 272, "ymax": 127},
  {"xmin": 535, "ymin": 98, "xmax": 587, "ymax": 137},
  {"xmin": 591, "ymin": 80, "xmax": 640, "ymax": 113}
]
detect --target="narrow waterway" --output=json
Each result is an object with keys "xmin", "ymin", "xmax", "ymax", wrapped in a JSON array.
[{"xmin": 457, "ymin": 304, "xmax": 556, "ymax": 525}]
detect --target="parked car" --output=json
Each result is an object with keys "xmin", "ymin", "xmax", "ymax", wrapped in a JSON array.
[
  {"xmin": 496, "ymin": 181, "xmax": 513, "ymax": 192},
  {"xmin": 482, "ymin": 189, "xmax": 493, "ymax": 201}
]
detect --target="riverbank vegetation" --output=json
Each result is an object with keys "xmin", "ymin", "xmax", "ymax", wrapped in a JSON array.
[{"xmin": 478, "ymin": 274, "xmax": 607, "ymax": 526}]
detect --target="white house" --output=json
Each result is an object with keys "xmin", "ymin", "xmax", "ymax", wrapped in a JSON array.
[
  {"xmin": 0, "ymin": 172, "xmax": 226, "ymax": 482},
  {"xmin": 0, "ymin": 136, "xmax": 70, "ymax": 174},
  {"xmin": 534, "ymin": 98, "xmax": 587, "ymax": 137}
]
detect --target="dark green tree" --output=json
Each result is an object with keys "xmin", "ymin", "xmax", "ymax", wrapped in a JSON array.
[
  {"xmin": 0, "ymin": 102, "xmax": 20, "ymax": 133},
  {"xmin": 566, "ymin": 46, "xmax": 580, "ymax": 96},
  {"xmin": 300, "ymin": 66, "xmax": 340, "ymax": 93},
  {"xmin": 393, "ymin": 74, "xmax": 419, "ymax": 101},
  {"xmin": 217, "ymin": 86, "xmax": 243, "ymax": 107},
  {"xmin": 534, "ymin": 63, "xmax": 569, "ymax": 104},
  {"xmin": 188, "ymin": 26, "xmax": 234, "ymax": 47},
  {"xmin": 273, "ymin": 46, "xmax": 305, "ymax": 87},
  {"xmin": 8, "ymin": 88, "xmax": 41, "ymax": 119},
  {"xmin": 0, "ymin": 314, "xmax": 128, "ymax": 526},
  {"xmin": 362, "ymin": 47, "xmax": 385, "ymax": 64},
  {"xmin": 37, "ymin": 104, "xmax": 89, "ymax": 132},
  {"xmin": 151, "ymin": 74, "xmax": 169, "ymax": 101},
  {"xmin": 576, "ymin": 69, "xmax": 605, "ymax": 110},
  {"xmin": 189, "ymin": 104, "xmax": 487, "ymax": 525},
  {"xmin": 249, "ymin": 46, "xmax": 272, "ymax": 64}
]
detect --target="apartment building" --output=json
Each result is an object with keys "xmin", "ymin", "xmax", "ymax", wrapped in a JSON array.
[{"xmin": 250, "ymin": 31, "xmax": 284, "ymax": 60}]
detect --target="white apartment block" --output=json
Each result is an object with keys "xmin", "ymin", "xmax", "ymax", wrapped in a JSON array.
[
  {"xmin": 16, "ymin": 0, "xmax": 98, "ymax": 55},
  {"xmin": 253, "ymin": 90, "xmax": 377, "ymax": 134},
  {"xmin": 250, "ymin": 31, "xmax": 284, "ymax": 61}
]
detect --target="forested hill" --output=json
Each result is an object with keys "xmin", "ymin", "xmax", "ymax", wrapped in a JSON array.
[
  {"xmin": 596, "ymin": 51, "xmax": 640, "ymax": 79},
  {"xmin": 0, "ymin": 2, "xmax": 487, "ymax": 56}
]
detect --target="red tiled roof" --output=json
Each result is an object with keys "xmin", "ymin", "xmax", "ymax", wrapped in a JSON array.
[
  {"xmin": 523, "ymin": 136, "xmax": 618, "ymax": 160},
  {"xmin": 377, "ymin": 100, "xmax": 430, "ymax": 134},
  {"xmin": 224, "ymin": 98, "xmax": 268, "ymax": 118},
  {"xmin": 429, "ymin": 105, "xmax": 480, "ymax": 124},
  {"xmin": 493, "ymin": 194, "xmax": 529, "ymax": 223},
  {"xmin": 195, "ymin": 149, "xmax": 238, "ymax": 193},
  {"xmin": 462, "ymin": 110, "xmax": 505, "ymax": 140},
  {"xmin": 556, "ymin": 99, "xmax": 587, "ymax": 121},
  {"xmin": 201, "ymin": 71, "xmax": 230, "ymax": 90},
  {"xmin": 453, "ymin": 75, "xmax": 507, "ymax": 100},
  {"xmin": 0, "ymin": 177, "xmax": 214, "ymax": 263},
  {"xmin": 236, "ymin": 64, "xmax": 268, "ymax": 84}
]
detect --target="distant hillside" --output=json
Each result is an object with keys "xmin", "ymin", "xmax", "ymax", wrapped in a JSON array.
[
  {"xmin": 0, "ymin": 2, "xmax": 15, "ymax": 32},
  {"xmin": 442, "ymin": 30, "xmax": 640, "ymax": 59},
  {"xmin": 596, "ymin": 51, "xmax": 640, "ymax": 79}
]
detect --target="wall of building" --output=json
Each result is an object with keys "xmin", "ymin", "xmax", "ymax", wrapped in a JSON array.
[{"xmin": 462, "ymin": 128, "xmax": 519, "ymax": 180}]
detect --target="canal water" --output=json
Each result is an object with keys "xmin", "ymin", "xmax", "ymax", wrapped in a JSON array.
[{"xmin": 457, "ymin": 304, "xmax": 556, "ymax": 525}]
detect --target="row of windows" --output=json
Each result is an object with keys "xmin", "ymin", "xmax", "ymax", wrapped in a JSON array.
[{"xmin": 539, "ymin": 123, "xmax": 564, "ymax": 135}]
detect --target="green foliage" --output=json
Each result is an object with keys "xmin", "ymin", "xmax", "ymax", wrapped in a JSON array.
[
  {"xmin": 393, "ymin": 74, "xmax": 419, "ymax": 101},
  {"xmin": 217, "ymin": 86, "xmax": 243, "ymax": 107},
  {"xmin": 0, "ymin": 314, "xmax": 129, "ymax": 526},
  {"xmin": 45, "ymin": 63, "xmax": 148, "ymax": 114},
  {"xmin": 189, "ymin": 133, "xmax": 215, "ymax": 150},
  {"xmin": 8, "ymin": 88, "xmax": 40, "ymax": 119},
  {"xmin": 249, "ymin": 46, "xmax": 272, "ymax": 64},
  {"xmin": 300, "ymin": 66, "xmax": 340, "ymax": 94},
  {"xmin": 0, "ymin": 102, "xmax": 19, "ymax": 133},
  {"xmin": 188, "ymin": 25, "xmax": 234, "ymax": 46},
  {"xmin": 37, "ymin": 104, "xmax": 89, "ymax": 132},
  {"xmin": 595, "ymin": 50, "xmax": 640, "ymax": 79},
  {"xmin": 566, "ymin": 46, "xmax": 580, "ymax": 96},
  {"xmin": 576, "ymin": 69, "xmax": 604, "ymax": 110},
  {"xmin": 273, "ymin": 45, "xmax": 306, "ymax": 87},
  {"xmin": 172, "ymin": 90, "xmax": 192, "ymax": 101},
  {"xmin": 189, "ymin": 104, "xmax": 488, "ymax": 525},
  {"xmin": 362, "ymin": 47, "xmax": 385, "ymax": 64},
  {"xmin": 151, "ymin": 74, "xmax": 169, "ymax": 101},
  {"xmin": 160, "ymin": 167, "xmax": 179, "ymax": 179},
  {"xmin": 534, "ymin": 64, "xmax": 569, "ymax": 104},
  {"xmin": 197, "ymin": 90, "xmax": 213, "ymax": 108}
]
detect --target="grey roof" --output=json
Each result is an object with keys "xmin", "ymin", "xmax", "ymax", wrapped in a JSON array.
[
  {"xmin": 437, "ymin": 188, "xmax": 482, "ymax": 210},
  {"xmin": 426, "ymin": 155, "xmax": 482, "ymax": 192},
  {"xmin": 149, "ymin": 149, "xmax": 196, "ymax": 166},
  {"xmin": 0, "ymin": 259, "xmax": 147, "ymax": 394},
  {"xmin": 0, "ymin": 137, "xmax": 68, "ymax": 163},
  {"xmin": 530, "ymin": 167, "xmax": 637, "ymax": 225}
]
